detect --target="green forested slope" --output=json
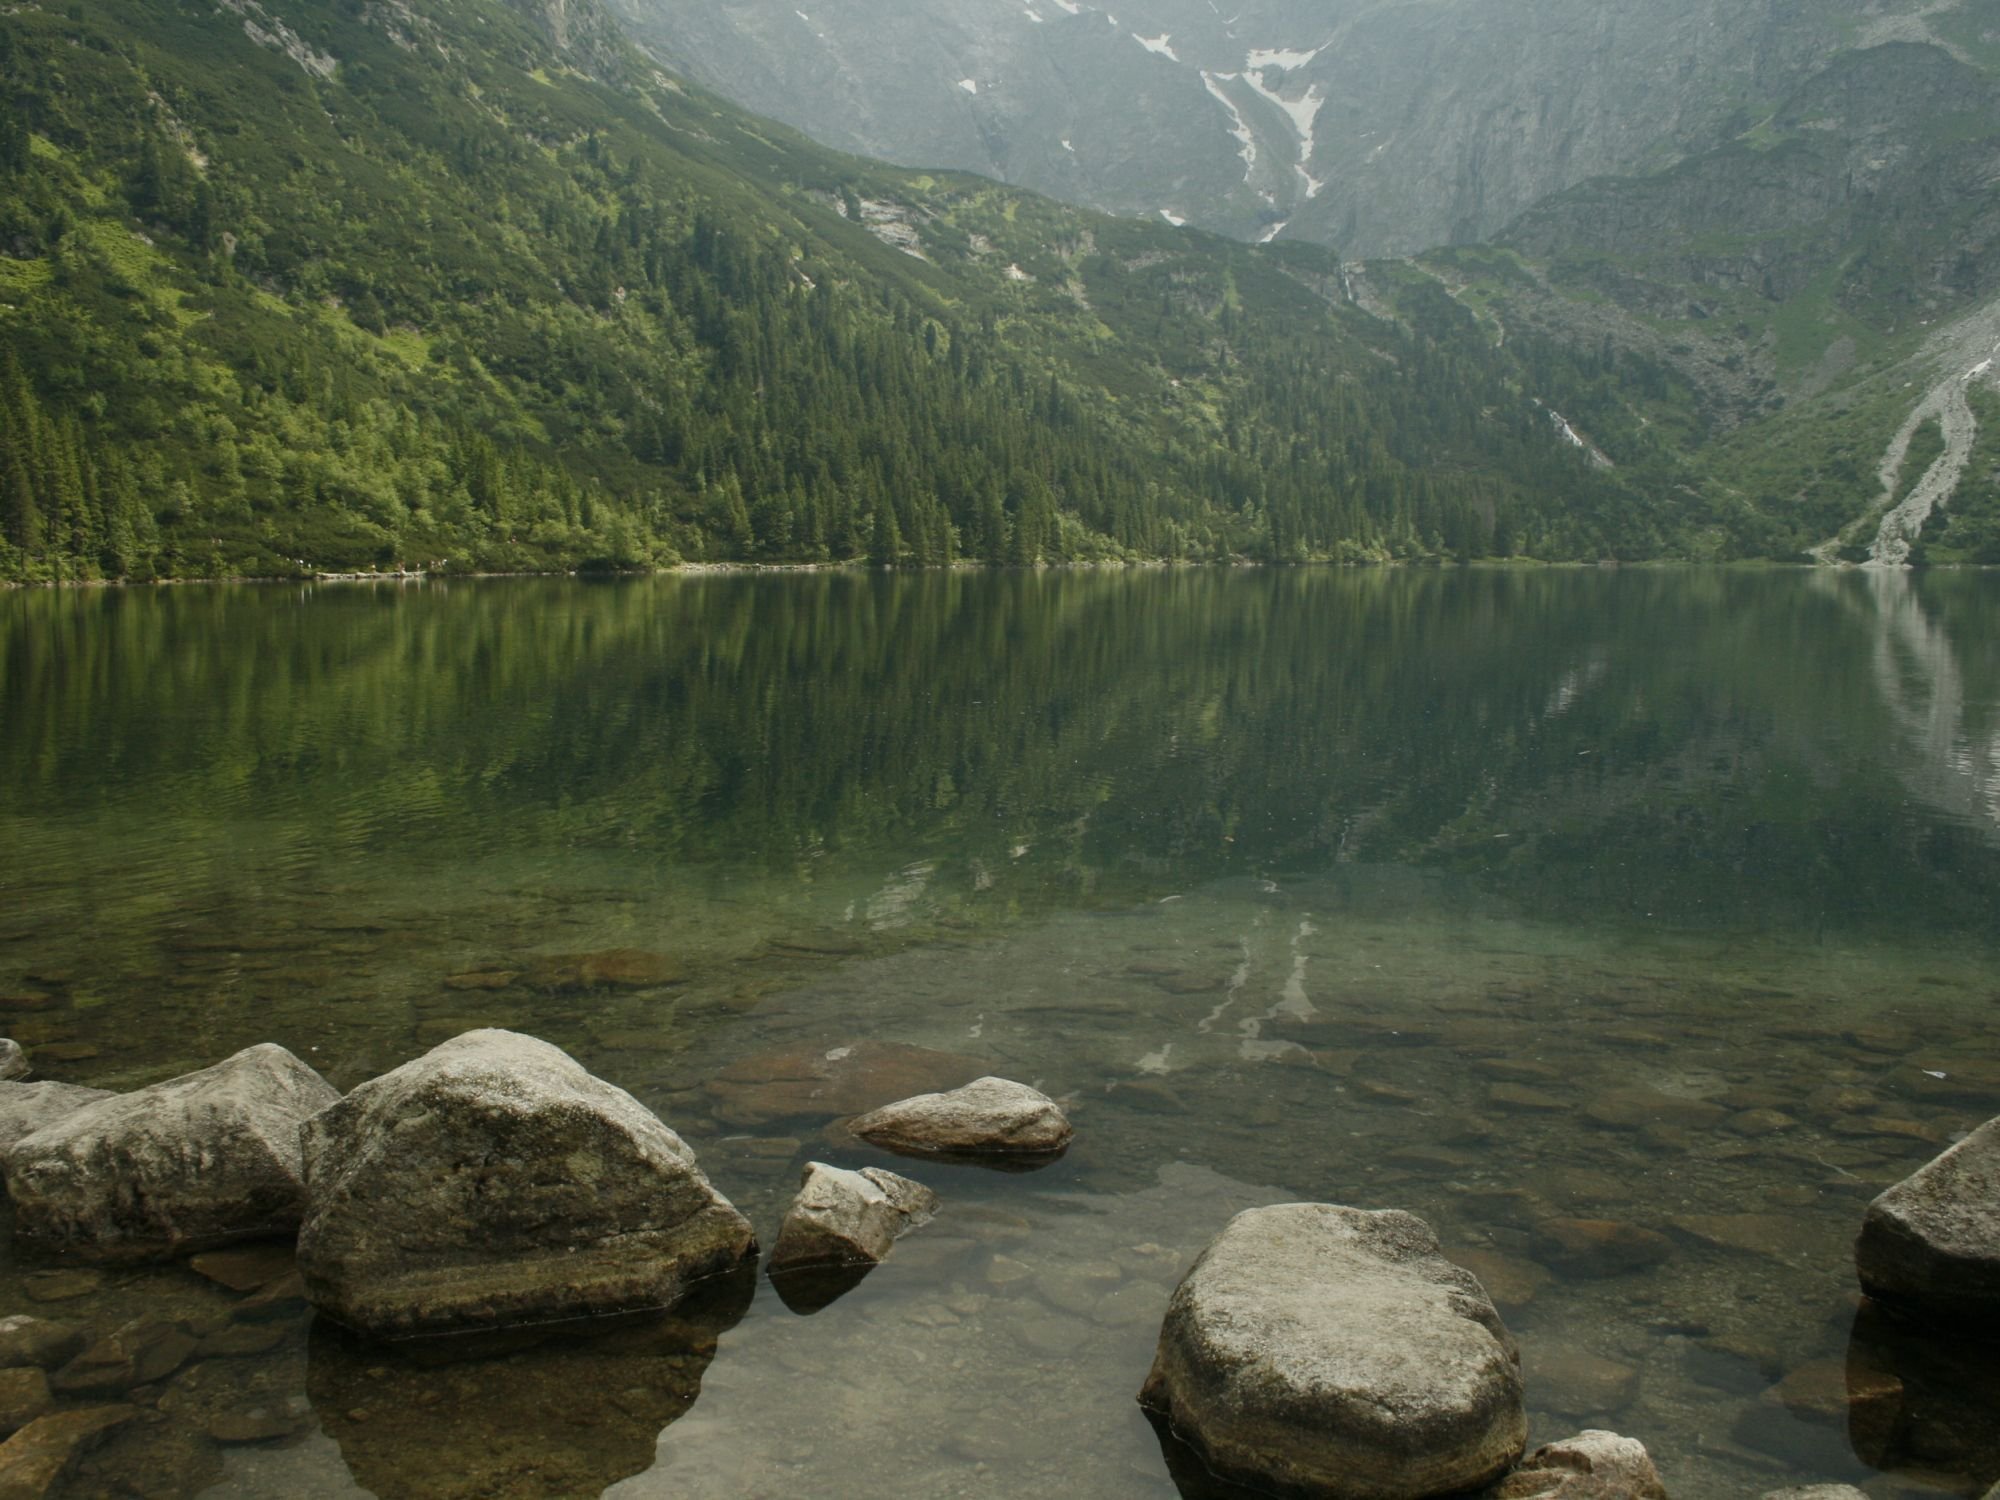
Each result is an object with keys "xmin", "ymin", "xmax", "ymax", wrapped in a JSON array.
[{"xmin": 0, "ymin": 0, "xmax": 1710, "ymax": 581}]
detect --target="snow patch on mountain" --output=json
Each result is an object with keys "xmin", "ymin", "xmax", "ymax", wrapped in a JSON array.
[
  {"xmin": 1159, "ymin": 208, "xmax": 1188, "ymax": 226},
  {"xmin": 958, "ymin": 77, "xmax": 979, "ymax": 94},
  {"xmin": 1257, "ymin": 220, "xmax": 1288, "ymax": 242},
  {"xmin": 1133, "ymin": 32, "xmax": 1179, "ymax": 60},
  {"xmin": 1200, "ymin": 71, "xmax": 1257, "ymax": 178},
  {"xmin": 1241, "ymin": 65, "xmax": 1323, "ymax": 160}
]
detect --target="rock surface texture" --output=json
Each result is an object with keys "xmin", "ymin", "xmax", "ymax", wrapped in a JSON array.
[
  {"xmin": 1491, "ymin": 1430, "xmax": 1669, "ymax": 1500},
  {"xmin": 769, "ymin": 1162, "xmax": 938, "ymax": 1273},
  {"xmin": 0, "ymin": 1085, "xmax": 114, "ymax": 1154},
  {"xmin": 0, "ymin": 1042, "xmax": 27, "ymax": 1083},
  {"xmin": 1855, "ymin": 1115, "xmax": 2000, "ymax": 1321},
  {"xmin": 1139, "ymin": 1203, "xmax": 1526, "ymax": 1499},
  {"xmin": 297, "ymin": 1029, "xmax": 755, "ymax": 1337},
  {"xmin": 4, "ymin": 1044, "xmax": 337, "ymax": 1260},
  {"xmin": 848, "ymin": 1076, "xmax": 1072, "ymax": 1160}
]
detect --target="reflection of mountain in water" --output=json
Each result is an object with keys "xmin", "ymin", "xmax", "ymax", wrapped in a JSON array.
[
  {"xmin": 307, "ymin": 1270, "xmax": 753, "ymax": 1500},
  {"xmin": 5, "ymin": 570, "xmax": 1998, "ymax": 947},
  {"xmin": 1848, "ymin": 569, "xmax": 2000, "ymax": 843}
]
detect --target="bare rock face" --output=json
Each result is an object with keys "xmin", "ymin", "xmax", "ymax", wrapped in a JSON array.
[
  {"xmin": 848, "ymin": 1076, "xmax": 1072, "ymax": 1162},
  {"xmin": 1491, "ymin": 1430, "xmax": 1669, "ymax": 1500},
  {"xmin": 1140, "ymin": 1203, "xmax": 1527, "ymax": 1499},
  {"xmin": 769, "ymin": 1163, "xmax": 937, "ymax": 1274},
  {"xmin": 0, "ymin": 1085, "xmax": 114, "ymax": 1155},
  {"xmin": 4, "ymin": 1044, "xmax": 338, "ymax": 1260},
  {"xmin": 297, "ymin": 1029, "xmax": 755, "ymax": 1338},
  {"xmin": 1856, "ymin": 1114, "xmax": 2000, "ymax": 1322}
]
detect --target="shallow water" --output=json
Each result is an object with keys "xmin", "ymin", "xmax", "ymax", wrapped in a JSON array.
[{"xmin": 1, "ymin": 567, "xmax": 1997, "ymax": 1499}]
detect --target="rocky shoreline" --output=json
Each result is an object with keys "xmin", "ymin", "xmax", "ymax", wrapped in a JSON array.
[{"xmin": 0, "ymin": 1025, "xmax": 1987, "ymax": 1499}]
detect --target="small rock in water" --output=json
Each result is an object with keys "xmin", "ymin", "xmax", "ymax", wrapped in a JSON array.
[
  {"xmin": 51, "ymin": 1321, "xmax": 198, "ymax": 1397},
  {"xmin": 0, "ymin": 1368, "xmax": 54, "ymax": 1438},
  {"xmin": 1727, "ymin": 1109, "xmax": 1798, "ymax": 1138},
  {"xmin": 0, "ymin": 1042, "xmax": 29, "ymax": 1082},
  {"xmin": 1491, "ymin": 1430, "xmax": 1668, "ymax": 1499},
  {"xmin": 0, "ymin": 1317, "xmax": 87, "ymax": 1371},
  {"xmin": 523, "ymin": 949, "xmax": 680, "ymax": 991},
  {"xmin": 1582, "ymin": 1089, "xmax": 1726, "ymax": 1131},
  {"xmin": 1759, "ymin": 1487, "xmax": 1871, "ymax": 1500},
  {"xmin": 31, "ymin": 1044, "xmax": 98, "ymax": 1064},
  {"xmin": 188, "ymin": 1243, "xmax": 297, "ymax": 1294},
  {"xmin": 1140, "ymin": 1204, "xmax": 1525, "ymax": 1499},
  {"xmin": 441, "ymin": 970, "xmax": 518, "ymax": 992},
  {"xmin": 1522, "ymin": 1343, "xmax": 1641, "ymax": 1416},
  {"xmin": 5, "ymin": 1043, "xmax": 339, "ymax": 1260},
  {"xmin": 768, "ymin": 1162, "xmax": 938, "ymax": 1278},
  {"xmin": 1488, "ymin": 1084, "xmax": 1569, "ymax": 1113},
  {"xmin": 1732, "ymin": 1358, "xmax": 1905, "ymax": 1465},
  {"xmin": 1855, "ymin": 1113, "xmax": 2000, "ymax": 1322},
  {"xmin": 196, "ymin": 1323, "xmax": 288, "ymax": 1358},
  {"xmin": 1450, "ymin": 1249, "xmax": 1551, "ymax": 1314},
  {"xmin": 1666, "ymin": 1214, "xmax": 1825, "ymax": 1263},
  {"xmin": 20, "ymin": 1271, "xmax": 102, "ymax": 1304},
  {"xmin": 1531, "ymin": 1220, "xmax": 1674, "ymax": 1277},
  {"xmin": 0, "ymin": 1406, "xmax": 137, "ymax": 1496},
  {"xmin": 298, "ymin": 1029, "xmax": 755, "ymax": 1336},
  {"xmin": 848, "ymin": 1076, "xmax": 1072, "ymax": 1162},
  {"xmin": 208, "ymin": 1406, "xmax": 302, "ymax": 1444}
]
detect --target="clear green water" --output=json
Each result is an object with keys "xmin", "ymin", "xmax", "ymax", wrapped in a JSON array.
[{"xmin": 1, "ymin": 568, "xmax": 1998, "ymax": 1499}]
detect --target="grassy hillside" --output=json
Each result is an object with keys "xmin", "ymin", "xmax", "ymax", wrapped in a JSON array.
[{"xmin": 0, "ymin": 0, "xmax": 1727, "ymax": 582}]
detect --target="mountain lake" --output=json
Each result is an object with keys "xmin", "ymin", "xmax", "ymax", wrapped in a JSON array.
[{"xmin": 0, "ymin": 566, "xmax": 1996, "ymax": 1500}]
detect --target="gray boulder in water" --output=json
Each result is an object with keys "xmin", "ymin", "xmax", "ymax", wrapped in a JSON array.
[
  {"xmin": 5, "ymin": 1044, "xmax": 338, "ymax": 1260},
  {"xmin": 0, "ymin": 1040, "xmax": 29, "ymax": 1083},
  {"xmin": 1856, "ymin": 1114, "xmax": 2000, "ymax": 1322},
  {"xmin": 769, "ymin": 1162, "xmax": 937, "ymax": 1273},
  {"xmin": 847, "ymin": 1076, "xmax": 1072, "ymax": 1160},
  {"xmin": 297, "ymin": 1029, "xmax": 755, "ymax": 1338},
  {"xmin": 0, "ymin": 1083, "xmax": 116, "ymax": 1154},
  {"xmin": 1140, "ymin": 1203, "xmax": 1526, "ymax": 1499}
]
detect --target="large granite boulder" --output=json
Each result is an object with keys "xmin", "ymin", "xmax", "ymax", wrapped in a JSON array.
[
  {"xmin": 1856, "ymin": 1115, "xmax": 2000, "ymax": 1322},
  {"xmin": 5, "ymin": 1044, "xmax": 337, "ymax": 1260},
  {"xmin": 1140, "ymin": 1204, "xmax": 1526, "ymax": 1499},
  {"xmin": 297, "ymin": 1029, "xmax": 755, "ymax": 1338},
  {"xmin": 848, "ymin": 1076, "xmax": 1072, "ymax": 1161},
  {"xmin": 0, "ymin": 1085, "xmax": 114, "ymax": 1154}
]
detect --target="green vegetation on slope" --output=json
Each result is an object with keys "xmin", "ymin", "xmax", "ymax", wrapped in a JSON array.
[{"xmin": 0, "ymin": 0, "xmax": 1721, "ymax": 582}]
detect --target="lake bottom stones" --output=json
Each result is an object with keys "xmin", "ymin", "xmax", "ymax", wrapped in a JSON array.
[
  {"xmin": 296, "ymin": 1028, "xmax": 755, "ymax": 1338},
  {"xmin": 1140, "ymin": 1203, "xmax": 1526, "ymax": 1499}
]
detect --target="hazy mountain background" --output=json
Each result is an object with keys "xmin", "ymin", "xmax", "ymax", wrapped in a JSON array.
[{"xmin": 607, "ymin": 0, "xmax": 1987, "ymax": 256}]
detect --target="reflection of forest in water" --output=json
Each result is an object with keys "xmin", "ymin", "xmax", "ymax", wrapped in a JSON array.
[{"xmin": 4, "ymin": 569, "xmax": 1999, "ymax": 947}]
